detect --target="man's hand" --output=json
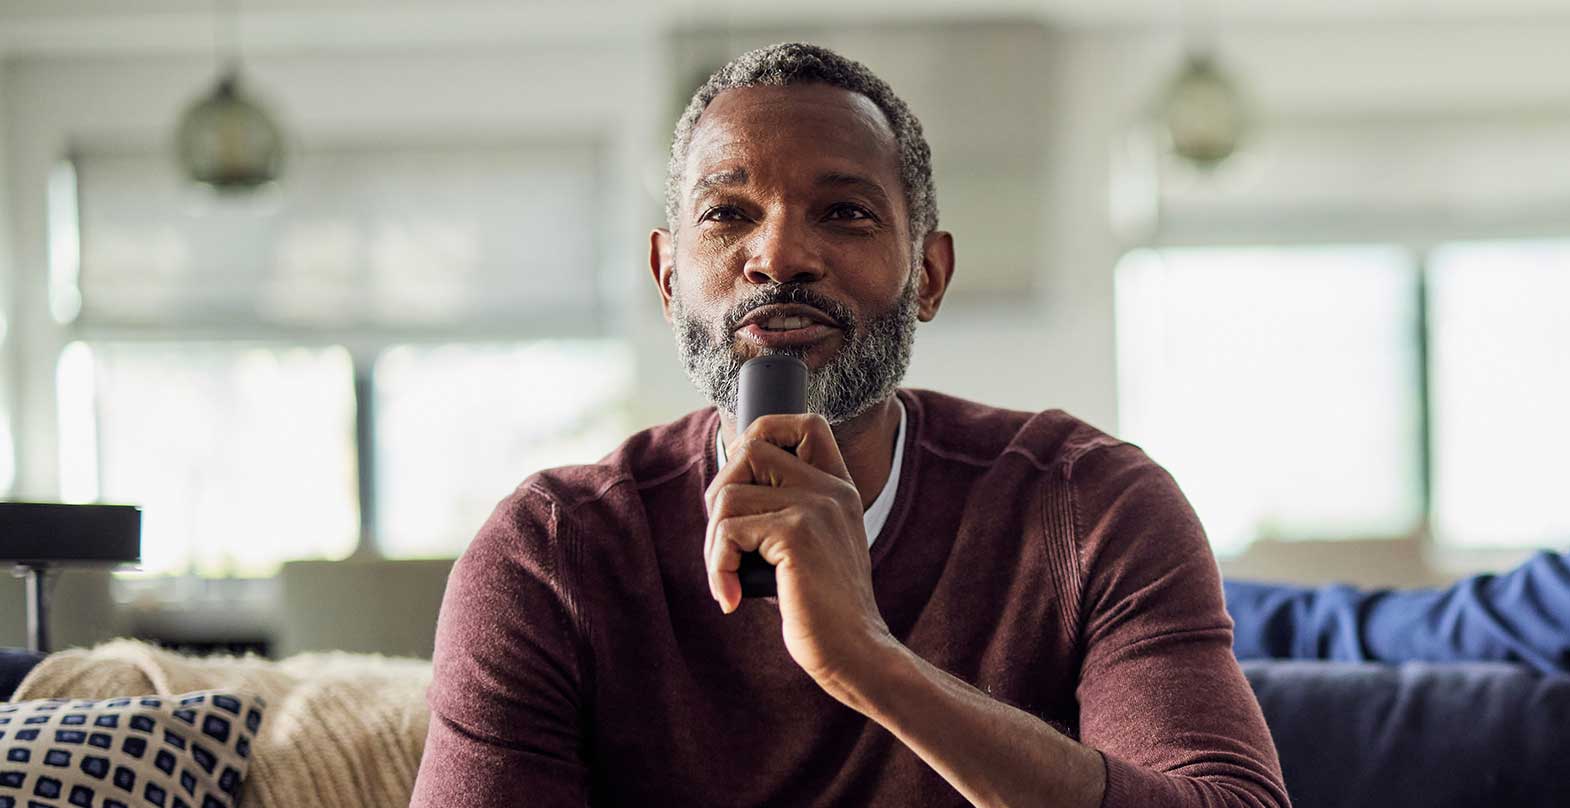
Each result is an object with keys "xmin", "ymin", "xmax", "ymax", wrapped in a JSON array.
[{"xmin": 704, "ymin": 413, "xmax": 899, "ymax": 693}]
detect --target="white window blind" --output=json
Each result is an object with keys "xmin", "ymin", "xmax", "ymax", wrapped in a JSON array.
[{"xmin": 71, "ymin": 141, "xmax": 601, "ymax": 330}]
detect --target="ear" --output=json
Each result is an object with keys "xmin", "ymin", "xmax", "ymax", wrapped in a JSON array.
[
  {"xmin": 914, "ymin": 230, "xmax": 955, "ymax": 322},
  {"xmin": 649, "ymin": 228, "xmax": 677, "ymax": 322}
]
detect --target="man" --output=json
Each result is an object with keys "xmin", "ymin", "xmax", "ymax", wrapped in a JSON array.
[{"xmin": 411, "ymin": 43, "xmax": 1289, "ymax": 808}]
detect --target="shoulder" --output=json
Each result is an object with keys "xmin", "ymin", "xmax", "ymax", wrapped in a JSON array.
[
  {"xmin": 903, "ymin": 388, "xmax": 1188, "ymax": 552},
  {"xmin": 455, "ymin": 405, "xmax": 716, "ymax": 578},
  {"xmin": 500, "ymin": 406, "xmax": 717, "ymax": 519},
  {"xmin": 450, "ymin": 405, "xmax": 716, "ymax": 591},
  {"xmin": 902, "ymin": 387, "xmax": 1143, "ymax": 482}
]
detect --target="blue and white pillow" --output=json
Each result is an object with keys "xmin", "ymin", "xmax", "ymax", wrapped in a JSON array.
[{"xmin": 0, "ymin": 690, "xmax": 265, "ymax": 808}]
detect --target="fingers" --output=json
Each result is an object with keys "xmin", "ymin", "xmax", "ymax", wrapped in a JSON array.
[
  {"xmin": 745, "ymin": 413, "xmax": 851, "ymax": 481},
  {"xmin": 706, "ymin": 511, "xmax": 791, "ymax": 613},
  {"xmin": 702, "ymin": 414, "xmax": 857, "ymax": 615},
  {"xmin": 705, "ymin": 414, "xmax": 851, "ymax": 512},
  {"xmin": 702, "ymin": 483, "xmax": 798, "ymax": 565}
]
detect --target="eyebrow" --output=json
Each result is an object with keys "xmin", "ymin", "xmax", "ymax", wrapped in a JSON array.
[
  {"xmin": 687, "ymin": 167, "xmax": 893, "ymax": 209},
  {"xmin": 691, "ymin": 168, "xmax": 748, "ymax": 198},
  {"xmin": 815, "ymin": 171, "xmax": 892, "ymax": 209}
]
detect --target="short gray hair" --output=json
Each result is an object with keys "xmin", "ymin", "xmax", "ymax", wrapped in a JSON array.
[{"xmin": 665, "ymin": 42, "xmax": 938, "ymax": 243}]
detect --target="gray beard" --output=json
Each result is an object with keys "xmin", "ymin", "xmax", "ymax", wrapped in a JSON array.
[{"xmin": 670, "ymin": 273, "xmax": 919, "ymax": 426}]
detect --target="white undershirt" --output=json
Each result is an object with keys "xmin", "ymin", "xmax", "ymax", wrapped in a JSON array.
[{"xmin": 716, "ymin": 398, "xmax": 907, "ymax": 547}]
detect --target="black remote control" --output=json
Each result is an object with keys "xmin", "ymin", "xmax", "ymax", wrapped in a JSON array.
[{"xmin": 734, "ymin": 355, "xmax": 808, "ymax": 598}]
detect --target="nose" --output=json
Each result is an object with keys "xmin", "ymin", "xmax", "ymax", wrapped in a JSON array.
[{"xmin": 742, "ymin": 215, "xmax": 826, "ymax": 286}]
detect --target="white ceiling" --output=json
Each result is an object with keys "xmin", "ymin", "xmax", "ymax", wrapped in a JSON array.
[{"xmin": 3, "ymin": 0, "xmax": 1570, "ymax": 56}]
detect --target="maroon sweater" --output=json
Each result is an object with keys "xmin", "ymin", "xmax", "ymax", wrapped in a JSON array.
[{"xmin": 411, "ymin": 389, "xmax": 1289, "ymax": 808}]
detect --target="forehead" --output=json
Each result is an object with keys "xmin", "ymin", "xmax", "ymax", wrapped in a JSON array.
[{"xmin": 684, "ymin": 83, "xmax": 901, "ymax": 192}]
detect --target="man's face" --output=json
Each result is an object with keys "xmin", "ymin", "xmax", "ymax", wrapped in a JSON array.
[{"xmin": 652, "ymin": 83, "xmax": 949, "ymax": 424}]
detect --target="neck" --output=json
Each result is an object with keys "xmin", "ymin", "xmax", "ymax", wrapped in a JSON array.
[{"xmin": 719, "ymin": 395, "xmax": 901, "ymax": 510}]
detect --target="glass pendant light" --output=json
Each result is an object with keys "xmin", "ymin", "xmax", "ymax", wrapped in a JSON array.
[
  {"xmin": 1158, "ymin": 52, "xmax": 1247, "ymax": 169},
  {"xmin": 175, "ymin": 0, "xmax": 285, "ymax": 191}
]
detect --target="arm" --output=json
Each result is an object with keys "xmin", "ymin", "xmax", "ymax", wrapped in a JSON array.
[
  {"xmin": 1226, "ymin": 550, "xmax": 1570, "ymax": 674},
  {"xmin": 1065, "ymin": 445, "xmax": 1289, "ymax": 808},
  {"xmin": 707, "ymin": 418, "xmax": 1287, "ymax": 808},
  {"xmin": 824, "ymin": 636, "xmax": 1106, "ymax": 808},
  {"xmin": 410, "ymin": 486, "xmax": 590, "ymax": 808},
  {"xmin": 820, "ymin": 446, "xmax": 1289, "ymax": 808}
]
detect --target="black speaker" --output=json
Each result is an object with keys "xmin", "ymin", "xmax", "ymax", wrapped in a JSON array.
[
  {"xmin": 0, "ymin": 502, "xmax": 142, "ymax": 564},
  {"xmin": 3, "ymin": 501, "xmax": 141, "ymax": 653}
]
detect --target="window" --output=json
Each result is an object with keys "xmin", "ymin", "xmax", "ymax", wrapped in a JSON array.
[
  {"xmin": 55, "ymin": 139, "xmax": 612, "ymax": 576},
  {"xmin": 58, "ymin": 342, "xmax": 360, "ymax": 577},
  {"xmin": 71, "ymin": 142, "xmax": 601, "ymax": 330},
  {"xmin": 1428, "ymin": 240, "xmax": 1570, "ymax": 549},
  {"xmin": 373, "ymin": 341, "xmax": 634, "ymax": 558},
  {"xmin": 1118, "ymin": 240, "xmax": 1570, "ymax": 556},
  {"xmin": 1115, "ymin": 246, "xmax": 1425, "ymax": 556}
]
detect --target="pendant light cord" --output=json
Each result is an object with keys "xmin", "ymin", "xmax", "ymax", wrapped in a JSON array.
[{"xmin": 215, "ymin": 0, "xmax": 243, "ymax": 77}]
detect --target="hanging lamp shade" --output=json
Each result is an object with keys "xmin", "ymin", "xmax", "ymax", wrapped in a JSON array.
[
  {"xmin": 1158, "ymin": 52, "xmax": 1247, "ymax": 168},
  {"xmin": 175, "ymin": 69, "xmax": 284, "ymax": 191}
]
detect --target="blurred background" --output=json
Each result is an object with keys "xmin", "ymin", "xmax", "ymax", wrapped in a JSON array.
[{"xmin": 1, "ymin": 0, "xmax": 1567, "ymax": 657}]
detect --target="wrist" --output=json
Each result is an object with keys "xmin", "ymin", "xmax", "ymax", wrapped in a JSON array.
[{"xmin": 815, "ymin": 631, "xmax": 916, "ymax": 717}]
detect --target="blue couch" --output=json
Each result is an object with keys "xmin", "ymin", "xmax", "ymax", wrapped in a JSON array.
[{"xmin": 1240, "ymin": 660, "xmax": 1570, "ymax": 807}]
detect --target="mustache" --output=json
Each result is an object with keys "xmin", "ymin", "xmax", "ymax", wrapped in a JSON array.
[{"xmin": 721, "ymin": 284, "xmax": 856, "ymax": 334}]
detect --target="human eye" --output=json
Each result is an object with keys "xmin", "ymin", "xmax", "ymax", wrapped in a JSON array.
[
  {"xmin": 699, "ymin": 204, "xmax": 747, "ymax": 224},
  {"xmin": 824, "ymin": 203, "xmax": 876, "ymax": 223}
]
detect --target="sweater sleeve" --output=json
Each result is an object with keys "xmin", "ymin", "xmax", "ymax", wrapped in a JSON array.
[
  {"xmin": 410, "ymin": 485, "xmax": 591, "ymax": 808},
  {"xmin": 1226, "ymin": 550, "xmax": 1570, "ymax": 674},
  {"xmin": 1069, "ymin": 445, "xmax": 1290, "ymax": 808}
]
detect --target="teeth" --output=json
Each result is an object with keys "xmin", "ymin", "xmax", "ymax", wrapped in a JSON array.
[{"xmin": 762, "ymin": 315, "xmax": 813, "ymax": 331}]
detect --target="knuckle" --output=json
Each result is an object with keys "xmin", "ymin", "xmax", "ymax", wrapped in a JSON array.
[
  {"xmin": 712, "ymin": 485, "xmax": 737, "ymax": 515},
  {"xmin": 712, "ymin": 517, "xmax": 750, "ymax": 553},
  {"xmin": 712, "ymin": 517, "xmax": 734, "ymax": 547},
  {"xmin": 735, "ymin": 437, "xmax": 763, "ymax": 460}
]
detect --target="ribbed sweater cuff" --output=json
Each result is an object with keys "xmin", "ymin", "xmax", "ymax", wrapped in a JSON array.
[
  {"xmin": 1099, "ymin": 752, "xmax": 1173, "ymax": 808},
  {"xmin": 1099, "ymin": 752, "xmax": 1285, "ymax": 808}
]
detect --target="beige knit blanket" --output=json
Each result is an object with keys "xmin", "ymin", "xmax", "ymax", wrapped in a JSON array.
[{"xmin": 12, "ymin": 638, "xmax": 432, "ymax": 808}]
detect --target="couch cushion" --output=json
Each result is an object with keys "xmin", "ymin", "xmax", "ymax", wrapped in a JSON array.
[
  {"xmin": 0, "ymin": 690, "xmax": 264, "ymax": 808},
  {"xmin": 1243, "ymin": 660, "xmax": 1570, "ymax": 808}
]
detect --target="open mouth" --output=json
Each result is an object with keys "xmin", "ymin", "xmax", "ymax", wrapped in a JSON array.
[{"xmin": 733, "ymin": 305, "xmax": 842, "ymax": 348}]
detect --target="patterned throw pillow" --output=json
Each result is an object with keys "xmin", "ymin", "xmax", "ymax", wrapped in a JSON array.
[{"xmin": 0, "ymin": 690, "xmax": 265, "ymax": 808}]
